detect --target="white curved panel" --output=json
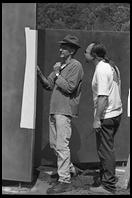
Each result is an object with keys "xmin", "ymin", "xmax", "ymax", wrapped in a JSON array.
[
  {"xmin": 127, "ymin": 89, "xmax": 130, "ymax": 117},
  {"xmin": 20, "ymin": 27, "xmax": 37, "ymax": 129}
]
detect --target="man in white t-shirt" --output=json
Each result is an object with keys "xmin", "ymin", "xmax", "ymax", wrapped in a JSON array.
[{"xmin": 84, "ymin": 42, "xmax": 122, "ymax": 194}]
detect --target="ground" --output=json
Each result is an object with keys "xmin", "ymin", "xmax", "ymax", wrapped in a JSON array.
[{"xmin": 2, "ymin": 165, "xmax": 130, "ymax": 195}]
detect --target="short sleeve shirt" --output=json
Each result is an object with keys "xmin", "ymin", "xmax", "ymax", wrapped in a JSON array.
[{"xmin": 92, "ymin": 60, "xmax": 122, "ymax": 119}]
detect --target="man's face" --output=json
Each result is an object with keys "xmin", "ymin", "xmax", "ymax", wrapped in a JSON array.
[
  {"xmin": 59, "ymin": 44, "xmax": 74, "ymax": 59},
  {"xmin": 84, "ymin": 43, "xmax": 95, "ymax": 63}
]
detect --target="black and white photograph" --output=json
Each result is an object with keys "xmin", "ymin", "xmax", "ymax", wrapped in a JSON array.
[{"xmin": 2, "ymin": 3, "xmax": 130, "ymax": 195}]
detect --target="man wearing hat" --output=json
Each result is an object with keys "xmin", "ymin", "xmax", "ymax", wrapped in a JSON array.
[{"xmin": 37, "ymin": 34, "xmax": 84, "ymax": 194}]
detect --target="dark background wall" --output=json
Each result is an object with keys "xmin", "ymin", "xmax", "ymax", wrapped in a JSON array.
[
  {"xmin": 36, "ymin": 29, "xmax": 130, "ymax": 166},
  {"xmin": 2, "ymin": 3, "xmax": 36, "ymax": 182}
]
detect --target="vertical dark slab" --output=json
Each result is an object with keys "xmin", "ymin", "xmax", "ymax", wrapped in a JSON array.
[{"xmin": 2, "ymin": 3, "xmax": 36, "ymax": 182}]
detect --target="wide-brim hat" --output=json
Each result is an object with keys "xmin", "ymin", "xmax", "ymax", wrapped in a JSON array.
[{"xmin": 58, "ymin": 34, "xmax": 81, "ymax": 48}]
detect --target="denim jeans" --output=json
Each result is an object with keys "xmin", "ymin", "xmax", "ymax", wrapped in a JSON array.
[
  {"xmin": 96, "ymin": 114, "xmax": 122, "ymax": 192},
  {"xmin": 49, "ymin": 114, "xmax": 75, "ymax": 183}
]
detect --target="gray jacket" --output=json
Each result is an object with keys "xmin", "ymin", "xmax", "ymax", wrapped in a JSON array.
[{"xmin": 38, "ymin": 58, "xmax": 84, "ymax": 117}]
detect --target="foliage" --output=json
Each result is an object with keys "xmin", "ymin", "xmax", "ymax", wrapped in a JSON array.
[{"xmin": 37, "ymin": 3, "xmax": 130, "ymax": 31}]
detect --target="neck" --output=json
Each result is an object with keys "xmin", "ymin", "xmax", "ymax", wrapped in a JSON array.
[
  {"xmin": 61, "ymin": 55, "xmax": 72, "ymax": 65},
  {"xmin": 93, "ymin": 57, "xmax": 104, "ymax": 66}
]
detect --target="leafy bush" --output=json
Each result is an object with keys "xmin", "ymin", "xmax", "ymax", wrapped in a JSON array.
[{"xmin": 37, "ymin": 3, "xmax": 130, "ymax": 31}]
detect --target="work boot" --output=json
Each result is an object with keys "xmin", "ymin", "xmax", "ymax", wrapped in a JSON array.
[{"xmin": 46, "ymin": 181, "xmax": 72, "ymax": 194}]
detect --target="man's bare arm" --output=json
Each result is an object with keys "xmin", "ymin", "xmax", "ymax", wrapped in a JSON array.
[
  {"xmin": 37, "ymin": 66, "xmax": 51, "ymax": 90},
  {"xmin": 93, "ymin": 95, "xmax": 108, "ymax": 129}
]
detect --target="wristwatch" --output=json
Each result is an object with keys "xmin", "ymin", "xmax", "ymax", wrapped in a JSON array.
[
  {"xmin": 56, "ymin": 72, "xmax": 59, "ymax": 77},
  {"xmin": 54, "ymin": 72, "xmax": 59, "ymax": 81}
]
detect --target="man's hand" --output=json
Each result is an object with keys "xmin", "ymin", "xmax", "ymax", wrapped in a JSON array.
[
  {"xmin": 53, "ymin": 62, "xmax": 61, "ymax": 74},
  {"xmin": 37, "ymin": 65, "xmax": 42, "ymax": 76},
  {"xmin": 93, "ymin": 119, "xmax": 102, "ymax": 133}
]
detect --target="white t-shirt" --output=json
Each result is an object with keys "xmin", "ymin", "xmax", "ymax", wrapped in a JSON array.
[{"xmin": 92, "ymin": 60, "xmax": 122, "ymax": 119}]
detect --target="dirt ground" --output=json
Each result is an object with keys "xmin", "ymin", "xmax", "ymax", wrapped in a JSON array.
[{"xmin": 2, "ymin": 165, "xmax": 130, "ymax": 195}]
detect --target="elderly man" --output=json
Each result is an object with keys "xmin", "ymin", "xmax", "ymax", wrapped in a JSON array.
[
  {"xmin": 37, "ymin": 35, "xmax": 84, "ymax": 194},
  {"xmin": 84, "ymin": 42, "xmax": 122, "ymax": 194}
]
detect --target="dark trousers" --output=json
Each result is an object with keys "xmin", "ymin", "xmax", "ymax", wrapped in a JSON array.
[{"xmin": 96, "ymin": 114, "xmax": 121, "ymax": 192}]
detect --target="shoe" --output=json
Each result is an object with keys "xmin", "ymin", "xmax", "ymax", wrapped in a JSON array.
[
  {"xmin": 89, "ymin": 185, "xmax": 113, "ymax": 194},
  {"xmin": 46, "ymin": 182, "xmax": 72, "ymax": 194}
]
